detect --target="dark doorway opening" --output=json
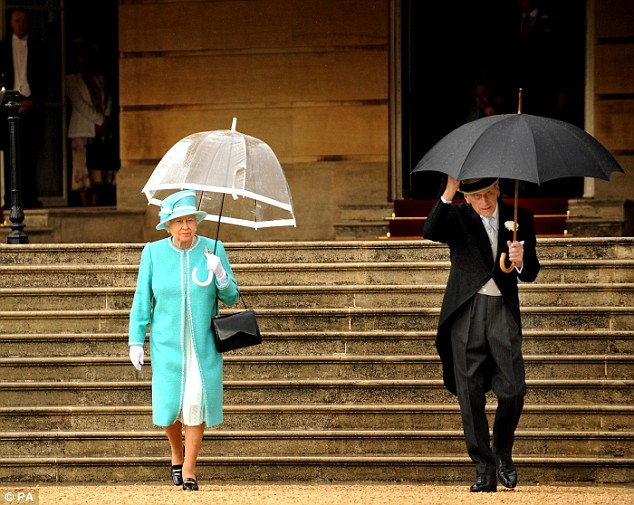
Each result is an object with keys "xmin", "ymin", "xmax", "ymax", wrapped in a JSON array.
[
  {"xmin": 401, "ymin": 0, "xmax": 586, "ymax": 200},
  {"xmin": 64, "ymin": 0, "xmax": 119, "ymax": 207}
]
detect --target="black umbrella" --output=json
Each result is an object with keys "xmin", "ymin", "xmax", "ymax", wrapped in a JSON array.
[
  {"xmin": 413, "ymin": 95, "xmax": 624, "ymax": 272},
  {"xmin": 412, "ymin": 114, "xmax": 622, "ymax": 185}
]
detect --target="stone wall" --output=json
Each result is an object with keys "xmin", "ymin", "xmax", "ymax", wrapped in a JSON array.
[
  {"xmin": 590, "ymin": 0, "xmax": 634, "ymax": 200},
  {"xmin": 117, "ymin": 0, "xmax": 389, "ymax": 242},
  {"xmin": 115, "ymin": 0, "xmax": 633, "ymax": 242}
]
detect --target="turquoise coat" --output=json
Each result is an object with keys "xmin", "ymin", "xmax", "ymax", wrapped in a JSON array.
[{"xmin": 128, "ymin": 236, "xmax": 240, "ymax": 427}]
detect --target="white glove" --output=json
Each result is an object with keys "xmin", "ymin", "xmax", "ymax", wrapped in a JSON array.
[
  {"xmin": 129, "ymin": 346, "xmax": 144, "ymax": 371},
  {"xmin": 206, "ymin": 252, "xmax": 228, "ymax": 286}
]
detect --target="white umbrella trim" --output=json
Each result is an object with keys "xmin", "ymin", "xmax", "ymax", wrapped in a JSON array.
[
  {"xmin": 203, "ymin": 214, "xmax": 296, "ymax": 229},
  {"xmin": 143, "ymin": 183, "xmax": 294, "ymax": 213}
]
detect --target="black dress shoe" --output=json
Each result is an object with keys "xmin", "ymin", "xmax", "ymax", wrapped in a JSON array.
[
  {"xmin": 470, "ymin": 474, "xmax": 497, "ymax": 492},
  {"xmin": 498, "ymin": 461, "xmax": 517, "ymax": 489},
  {"xmin": 182, "ymin": 477, "xmax": 199, "ymax": 491},
  {"xmin": 171, "ymin": 464, "xmax": 183, "ymax": 486}
]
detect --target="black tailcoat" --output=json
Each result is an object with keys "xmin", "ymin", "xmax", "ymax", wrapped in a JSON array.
[{"xmin": 423, "ymin": 198, "xmax": 540, "ymax": 395}]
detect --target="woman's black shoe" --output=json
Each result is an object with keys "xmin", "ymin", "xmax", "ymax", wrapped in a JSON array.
[
  {"xmin": 171, "ymin": 464, "xmax": 183, "ymax": 486},
  {"xmin": 182, "ymin": 477, "xmax": 199, "ymax": 491}
]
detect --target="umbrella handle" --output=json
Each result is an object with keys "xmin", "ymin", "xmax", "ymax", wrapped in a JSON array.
[
  {"xmin": 192, "ymin": 266, "xmax": 213, "ymax": 287},
  {"xmin": 499, "ymin": 179, "xmax": 520, "ymax": 274},
  {"xmin": 499, "ymin": 253, "xmax": 516, "ymax": 273}
]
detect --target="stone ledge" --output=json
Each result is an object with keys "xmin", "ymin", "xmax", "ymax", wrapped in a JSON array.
[
  {"xmin": 0, "ymin": 207, "xmax": 146, "ymax": 243},
  {"xmin": 567, "ymin": 198, "xmax": 633, "ymax": 236}
]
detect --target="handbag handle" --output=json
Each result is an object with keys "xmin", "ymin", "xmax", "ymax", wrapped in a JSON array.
[
  {"xmin": 236, "ymin": 292, "xmax": 249, "ymax": 310},
  {"xmin": 216, "ymin": 287, "xmax": 248, "ymax": 317}
]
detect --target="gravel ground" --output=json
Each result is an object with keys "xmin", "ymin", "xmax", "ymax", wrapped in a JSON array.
[{"xmin": 4, "ymin": 483, "xmax": 633, "ymax": 505}]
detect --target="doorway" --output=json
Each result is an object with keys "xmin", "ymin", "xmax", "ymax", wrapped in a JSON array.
[
  {"xmin": 64, "ymin": 0, "xmax": 119, "ymax": 207},
  {"xmin": 1, "ymin": 0, "xmax": 118, "ymax": 209},
  {"xmin": 1, "ymin": 1, "xmax": 63, "ymax": 208},
  {"xmin": 399, "ymin": 0, "xmax": 586, "ymax": 200}
]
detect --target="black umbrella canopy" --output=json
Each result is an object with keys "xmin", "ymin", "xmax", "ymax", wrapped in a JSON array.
[
  {"xmin": 413, "ymin": 112, "xmax": 624, "ymax": 274},
  {"xmin": 412, "ymin": 113, "xmax": 624, "ymax": 185}
]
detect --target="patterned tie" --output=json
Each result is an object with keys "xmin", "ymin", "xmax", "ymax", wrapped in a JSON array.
[{"xmin": 483, "ymin": 217, "xmax": 497, "ymax": 257}]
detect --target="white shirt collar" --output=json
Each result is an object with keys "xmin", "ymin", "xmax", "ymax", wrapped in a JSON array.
[{"xmin": 12, "ymin": 33, "xmax": 28, "ymax": 45}]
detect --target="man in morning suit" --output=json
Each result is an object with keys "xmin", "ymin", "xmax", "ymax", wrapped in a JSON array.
[
  {"xmin": 423, "ymin": 176, "xmax": 540, "ymax": 492},
  {"xmin": 0, "ymin": 7, "xmax": 51, "ymax": 209}
]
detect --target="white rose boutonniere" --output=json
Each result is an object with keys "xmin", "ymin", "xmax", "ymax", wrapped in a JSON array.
[{"xmin": 504, "ymin": 221, "xmax": 518, "ymax": 232}]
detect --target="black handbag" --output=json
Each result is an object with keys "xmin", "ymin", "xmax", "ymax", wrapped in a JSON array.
[{"xmin": 212, "ymin": 293, "xmax": 262, "ymax": 353}]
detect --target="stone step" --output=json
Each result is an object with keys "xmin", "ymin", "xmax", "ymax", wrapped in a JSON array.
[
  {"xmin": 334, "ymin": 221, "xmax": 389, "ymax": 240},
  {"xmin": 0, "ymin": 208, "xmax": 146, "ymax": 244},
  {"xmin": 1, "ymin": 429, "xmax": 632, "ymax": 458},
  {"xmin": 1, "ymin": 259, "xmax": 632, "ymax": 289},
  {"xmin": 1, "ymin": 379, "xmax": 632, "ymax": 406},
  {"xmin": 2, "ymin": 283, "xmax": 632, "ymax": 311},
  {"xmin": 0, "ymin": 288, "xmax": 133, "ymax": 311},
  {"xmin": 2, "ymin": 404, "xmax": 631, "ymax": 432},
  {"xmin": 1, "ymin": 306, "xmax": 632, "ymax": 333},
  {"xmin": 1, "ymin": 355, "xmax": 632, "ymax": 381},
  {"xmin": 1, "ymin": 238, "xmax": 633, "ymax": 265},
  {"xmin": 518, "ymin": 284, "xmax": 634, "ymax": 307},
  {"xmin": 237, "ymin": 282, "xmax": 634, "ymax": 308},
  {"xmin": 0, "ymin": 243, "xmax": 143, "ymax": 265},
  {"xmin": 0, "ymin": 454, "xmax": 631, "ymax": 484},
  {"xmin": 338, "ymin": 204, "xmax": 394, "ymax": 222},
  {"xmin": 232, "ymin": 260, "xmax": 634, "ymax": 286},
  {"xmin": 0, "ymin": 265, "xmax": 138, "ymax": 288},
  {"xmin": 3, "ymin": 330, "xmax": 633, "ymax": 357}
]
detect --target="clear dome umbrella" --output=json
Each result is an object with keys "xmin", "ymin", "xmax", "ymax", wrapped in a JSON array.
[{"xmin": 142, "ymin": 118, "xmax": 296, "ymax": 232}]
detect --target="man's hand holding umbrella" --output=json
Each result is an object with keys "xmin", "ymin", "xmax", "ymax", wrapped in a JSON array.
[{"xmin": 506, "ymin": 239, "xmax": 524, "ymax": 270}]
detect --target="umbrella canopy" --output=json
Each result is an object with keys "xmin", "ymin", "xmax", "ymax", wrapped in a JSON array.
[
  {"xmin": 412, "ymin": 112, "xmax": 624, "ymax": 273},
  {"xmin": 412, "ymin": 113, "xmax": 624, "ymax": 184},
  {"xmin": 142, "ymin": 121, "xmax": 296, "ymax": 229}
]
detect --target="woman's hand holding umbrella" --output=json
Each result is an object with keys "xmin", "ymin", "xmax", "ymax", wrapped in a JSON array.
[{"xmin": 192, "ymin": 248, "xmax": 228, "ymax": 287}]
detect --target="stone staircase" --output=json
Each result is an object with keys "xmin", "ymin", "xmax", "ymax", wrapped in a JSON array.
[{"xmin": 0, "ymin": 238, "xmax": 632, "ymax": 485}]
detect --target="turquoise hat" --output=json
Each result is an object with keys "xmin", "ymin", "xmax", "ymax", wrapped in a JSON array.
[{"xmin": 156, "ymin": 190, "xmax": 207, "ymax": 230}]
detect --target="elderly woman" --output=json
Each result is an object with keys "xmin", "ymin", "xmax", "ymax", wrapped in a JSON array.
[{"xmin": 128, "ymin": 189, "xmax": 240, "ymax": 491}]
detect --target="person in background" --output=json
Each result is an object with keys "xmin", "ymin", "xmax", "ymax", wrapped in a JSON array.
[
  {"xmin": 463, "ymin": 77, "xmax": 516, "ymax": 197},
  {"xmin": 510, "ymin": 0, "xmax": 568, "ymax": 120},
  {"xmin": 128, "ymin": 190, "xmax": 240, "ymax": 491},
  {"xmin": 464, "ymin": 78, "xmax": 500, "ymax": 123},
  {"xmin": 0, "ymin": 7, "xmax": 50, "ymax": 210},
  {"xmin": 65, "ymin": 38, "xmax": 112, "ymax": 206},
  {"xmin": 423, "ymin": 176, "xmax": 540, "ymax": 492}
]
